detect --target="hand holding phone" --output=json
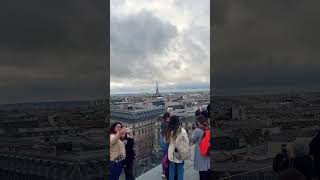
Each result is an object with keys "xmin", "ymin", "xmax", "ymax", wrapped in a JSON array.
[{"xmin": 120, "ymin": 128, "xmax": 128, "ymax": 134}]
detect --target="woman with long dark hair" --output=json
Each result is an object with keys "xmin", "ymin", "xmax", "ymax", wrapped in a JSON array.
[
  {"xmin": 110, "ymin": 122, "xmax": 127, "ymax": 180},
  {"xmin": 160, "ymin": 112, "xmax": 170, "ymax": 177},
  {"xmin": 166, "ymin": 115, "xmax": 190, "ymax": 180}
]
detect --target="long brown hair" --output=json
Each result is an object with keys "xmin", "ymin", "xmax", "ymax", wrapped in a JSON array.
[
  {"xmin": 165, "ymin": 115, "xmax": 181, "ymax": 144},
  {"xmin": 162, "ymin": 112, "xmax": 170, "ymax": 121},
  {"xmin": 110, "ymin": 122, "xmax": 123, "ymax": 135}
]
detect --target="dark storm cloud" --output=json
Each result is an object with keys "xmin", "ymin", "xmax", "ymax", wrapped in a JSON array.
[
  {"xmin": 213, "ymin": 0, "xmax": 320, "ymax": 92},
  {"xmin": 110, "ymin": 11, "xmax": 177, "ymax": 80},
  {"xmin": 0, "ymin": 0, "xmax": 107, "ymax": 104}
]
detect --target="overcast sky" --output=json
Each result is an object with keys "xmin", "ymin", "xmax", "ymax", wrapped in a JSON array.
[
  {"xmin": 213, "ymin": 0, "xmax": 320, "ymax": 95},
  {"xmin": 0, "ymin": 0, "xmax": 107, "ymax": 104},
  {"xmin": 110, "ymin": 0, "xmax": 210, "ymax": 94}
]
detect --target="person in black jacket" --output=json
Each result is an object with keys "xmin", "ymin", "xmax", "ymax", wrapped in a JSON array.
[
  {"xmin": 309, "ymin": 130, "xmax": 320, "ymax": 180},
  {"xmin": 121, "ymin": 132, "xmax": 136, "ymax": 180},
  {"xmin": 291, "ymin": 142, "xmax": 313, "ymax": 180},
  {"xmin": 273, "ymin": 144, "xmax": 290, "ymax": 173}
]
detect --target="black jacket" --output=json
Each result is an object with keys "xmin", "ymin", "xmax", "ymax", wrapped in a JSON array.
[
  {"xmin": 309, "ymin": 131, "xmax": 320, "ymax": 168},
  {"xmin": 273, "ymin": 153, "xmax": 289, "ymax": 172},
  {"xmin": 123, "ymin": 137, "xmax": 135, "ymax": 164},
  {"xmin": 291, "ymin": 156, "xmax": 313, "ymax": 180}
]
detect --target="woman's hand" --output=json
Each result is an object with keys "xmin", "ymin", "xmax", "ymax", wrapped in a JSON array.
[{"xmin": 119, "ymin": 127, "xmax": 128, "ymax": 135}]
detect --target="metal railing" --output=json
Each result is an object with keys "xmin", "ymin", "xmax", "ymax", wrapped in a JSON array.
[{"xmin": 219, "ymin": 166, "xmax": 276, "ymax": 180}]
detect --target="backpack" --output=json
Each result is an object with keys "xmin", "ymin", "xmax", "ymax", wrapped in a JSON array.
[
  {"xmin": 199, "ymin": 128, "xmax": 210, "ymax": 156},
  {"xmin": 162, "ymin": 151, "xmax": 169, "ymax": 178},
  {"xmin": 174, "ymin": 128, "xmax": 191, "ymax": 161}
]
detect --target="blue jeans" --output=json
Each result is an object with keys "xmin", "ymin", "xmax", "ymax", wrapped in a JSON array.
[
  {"xmin": 160, "ymin": 135, "xmax": 169, "ymax": 157},
  {"xmin": 169, "ymin": 161, "xmax": 184, "ymax": 180},
  {"xmin": 110, "ymin": 161, "xmax": 123, "ymax": 180}
]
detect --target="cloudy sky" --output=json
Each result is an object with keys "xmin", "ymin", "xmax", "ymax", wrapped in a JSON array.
[
  {"xmin": 0, "ymin": 0, "xmax": 107, "ymax": 104},
  {"xmin": 213, "ymin": 0, "xmax": 320, "ymax": 95},
  {"xmin": 110, "ymin": 0, "xmax": 210, "ymax": 94}
]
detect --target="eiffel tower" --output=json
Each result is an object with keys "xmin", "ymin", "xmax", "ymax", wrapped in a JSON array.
[{"xmin": 154, "ymin": 81, "xmax": 162, "ymax": 97}]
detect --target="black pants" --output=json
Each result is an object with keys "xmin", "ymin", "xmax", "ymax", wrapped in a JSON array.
[
  {"xmin": 199, "ymin": 170, "xmax": 209, "ymax": 180},
  {"xmin": 123, "ymin": 160, "xmax": 135, "ymax": 180}
]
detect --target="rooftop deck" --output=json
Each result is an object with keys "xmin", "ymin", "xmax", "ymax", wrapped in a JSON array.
[{"xmin": 120, "ymin": 145, "xmax": 199, "ymax": 180}]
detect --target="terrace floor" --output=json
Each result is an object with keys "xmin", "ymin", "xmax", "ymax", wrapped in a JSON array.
[{"xmin": 120, "ymin": 145, "xmax": 199, "ymax": 180}]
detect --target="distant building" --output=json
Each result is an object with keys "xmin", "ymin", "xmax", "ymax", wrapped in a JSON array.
[
  {"xmin": 151, "ymin": 100, "xmax": 165, "ymax": 106},
  {"xmin": 111, "ymin": 105, "xmax": 165, "ymax": 160},
  {"xmin": 166, "ymin": 102, "xmax": 185, "ymax": 110}
]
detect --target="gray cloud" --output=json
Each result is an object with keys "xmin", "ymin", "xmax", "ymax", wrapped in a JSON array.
[
  {"xmin": 213, "ymin": 0, "xmax": 320, "ymax": 93},
  {"xmin": 110, "ymin": 0, "xmax": 210, "ymax": 94},
  {"xmin": 0, "ymin": 0, "xmax": 107, "ymax": 104},
  {"xmin": 111, "ymin": 11, "xmax": 177, "ymax": 81}
]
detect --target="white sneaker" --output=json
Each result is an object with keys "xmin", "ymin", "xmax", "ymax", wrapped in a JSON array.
[{"xmin": 162, "ymin": 174, "xmax": 166, "ymax": 177}]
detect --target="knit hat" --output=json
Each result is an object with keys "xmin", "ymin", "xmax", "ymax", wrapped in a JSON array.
[{"xmin": 197, "ymin": 115, "xmax": 208, "ymax": 126}]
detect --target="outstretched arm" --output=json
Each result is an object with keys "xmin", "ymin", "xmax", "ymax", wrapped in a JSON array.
[{"xmin": 110, "ymin": 132, "xmax": 121, "ymax": 145}]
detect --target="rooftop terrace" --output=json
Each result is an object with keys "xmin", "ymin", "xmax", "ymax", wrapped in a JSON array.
[{"xmin": 120, "ymin": 145, "xmax": 198, "ymax": 180}]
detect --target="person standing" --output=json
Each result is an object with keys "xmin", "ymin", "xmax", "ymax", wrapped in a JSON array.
[
  {"xmin": 273, "ymin": 144, "xmax": 290, "ymax": 173},
  {"xmin": 166, "ymin": 115, "xmax": 191, "ymax": 180},
  {"xmin": 291, "ymin": 142, "xmax": 313, "ymax": 180},
  {"xmin": 110, "ymin": 122, "xmax": 127, "ymax": 180},
  {"xmin": 160, "ymin": 112, "xmax": 170, "ymax": 177},
  {"xmin": 309, "ymin": 130, "xmax": 320, "ymax": 180},
  {"xmin": 121, "ymin": 131, "xmax": 136, "ymax": 180},
  {"xmin": 192, "ymin": 115, "xmax": 210, "ymax": 180}
]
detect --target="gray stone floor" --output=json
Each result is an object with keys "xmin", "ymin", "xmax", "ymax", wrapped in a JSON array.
[
  {"xmin": 135, "ymin": 145, "xmax": 199, "ymax": 180},
  {"xmin": 119, "ymin": 145, "xmax": 198, "ymax": 180}
]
